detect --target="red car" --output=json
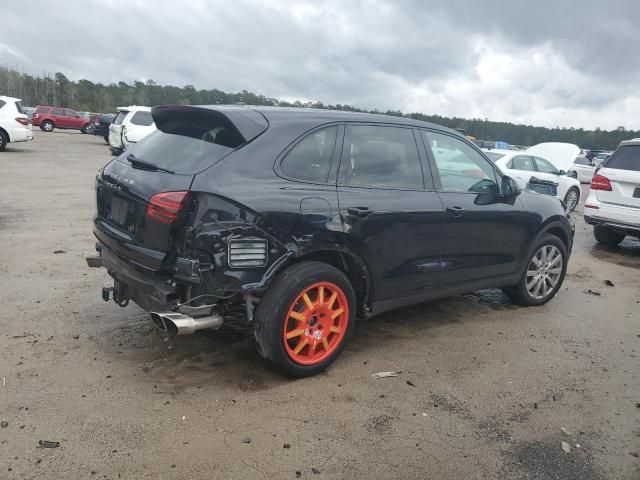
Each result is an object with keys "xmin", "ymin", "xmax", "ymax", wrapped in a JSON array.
[{"xmin": 32, "ymin": 106, "xmax": 92, "ymax": 133}]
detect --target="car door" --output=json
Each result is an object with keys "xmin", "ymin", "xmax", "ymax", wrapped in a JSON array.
[
  {"xmin": 51, "ymin": 107, "xmax": 66, "ymax": 127},
  {"xmin": 336, "ymin": 124, "xmax": 444, "ymax": 303},
  {"xmin": 505, "ymin": 155, "xmax": 537, "ymax": 186},
  {"xmin": 421, "ymin": 130, "xmax": 529, "ymax": 285},
  {"xmin": 64, "ymin": 109, "xmax": 83, "ymax": 129}
]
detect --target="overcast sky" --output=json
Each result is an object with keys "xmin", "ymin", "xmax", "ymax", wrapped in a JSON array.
[{"xmin": 2, "ymin": 0, "xmax": 639, "ymax": 130}]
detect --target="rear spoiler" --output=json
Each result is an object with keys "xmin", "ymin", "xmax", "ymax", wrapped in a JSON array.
[{"xmin": 151, "ymin": 105, "xmax": 268, "ymax": 144}]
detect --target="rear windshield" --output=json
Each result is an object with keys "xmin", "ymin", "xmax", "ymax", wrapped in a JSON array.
[
  {"xmin": 484, "ymin": 151, "xmax": 505, "ymax": 162},
  {"xmin": 130, "ymin": 111, "xmax": 153, "ymax": 126},
  {"xmin": 119, "ymin": 128, "xmax": 238, "ymax": 175},
  {"xmin": 113, "ymin": 111, "xmax": 128, "ymax": 125},
  {"xmin": 604, "ymin": 145, "xmax": 640, "ymax": 171}
]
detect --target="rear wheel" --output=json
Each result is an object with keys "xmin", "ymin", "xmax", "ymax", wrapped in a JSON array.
[
  {"xmin": 254, "ymin": 261, "xmax": 355, "ymax": 377},
  {"xmin": 0, "ymin": 130, "xmax": 8, "ymax": 151},
  {"xmin": 41, "ymin": 120, "xmax": 54, "ymax": 132},
  {"xmin": 503, "ymin": 234, "xmax": 567, "ymax": 306},
  {"xmin": 563, "ymin": 187, "xmax": 580, "ymax": 211},
  {"xmin": 594, "ymin": 226, "xmax": 625, "ymax": 246},
  {"xmin": 81, "ymin": 124, "xmax": 90, "ymax": 134}
]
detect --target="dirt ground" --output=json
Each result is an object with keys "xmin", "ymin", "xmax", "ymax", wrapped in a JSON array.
[{"xmin": 1, "ymin": 130, "xmax": 639, "ymax": 480}]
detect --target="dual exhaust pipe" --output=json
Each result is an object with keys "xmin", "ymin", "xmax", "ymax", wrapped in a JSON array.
[{"xmin": 150, "ymin": 312, "xmax": 223, "ymax": 336}]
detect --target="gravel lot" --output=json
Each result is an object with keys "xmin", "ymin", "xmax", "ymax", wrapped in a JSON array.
[{"xmin": 1, "ymin": 130, "xmax": 639, "ymax": 479}]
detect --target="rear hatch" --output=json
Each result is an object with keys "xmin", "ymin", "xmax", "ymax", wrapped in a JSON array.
[
  {"xmin": 108, "ymin": 109, "xmax": 129, "ymax": 149},
  {"xmin": 95, "ymin": 105, "xmax": 268, "ymax": 272},
  {"xmin": 597, "ymin": 143, "xmax": 640, "ymax": 211}
]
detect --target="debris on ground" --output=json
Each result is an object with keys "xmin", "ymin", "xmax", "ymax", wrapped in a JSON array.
[
  {"xmin": 311, "ymin": 467, "xmax": 320, "ymax": 474},
  {"xmin": 38, "ymin": 440, "xmax": 60, "ymax": 448},
  {"xmin": 583, "ymin": 289, "xmax": 601, "ymax": 296},
  {"xmin": 53, "ymin": 250, "xmax": 66, "ymax": 254},
  {"xmin": 406, "ymin": 380, "xmax": 416, "ymax": 387},
  {"xmin": 241, "ymin": 437, "xmax": 251, "ymax": 444},
  {"xmin": 629, "ymin": 452, "xmax": 639, "ymax": 458},
  {"xmin": 283, "ymin": 443, "xmax": 291, "ymax": 449},
  {"xmin": 605, "ymin": 280, "xmax": 615, "ymax": 287},
  {"xmin": 372, "ymin": 371, "xmax": 399, "ymax": 379},
  {"xmin": 72, "ymin": 334, "xmax": 79, "ymax": 339},
  {"xmin": 561, "ymin": 427, "xmax": 573, "ymax": 436},
  {"xmin": 561, "ymin": 441, "xmax": 571, "ymax": 453},
  {"xmin": 296, "ymin": 471, "xmax": 302, "ymax": 478},
  {"xmin": 0, "ymin": 421, "xmax": 8, "ymax": 428}
]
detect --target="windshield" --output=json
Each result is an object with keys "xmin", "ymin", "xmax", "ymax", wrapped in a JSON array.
[{"xmin": 118, "ymin": 129, "xmax": 237, "ymax": 175}]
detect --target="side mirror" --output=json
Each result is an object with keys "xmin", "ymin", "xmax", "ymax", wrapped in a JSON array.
[
  {"xmin": 501, "ymin": 175, "xmax": 520, "ymax": 197},
  {"xmin": 558, "ymin": 170, "xmax": 567, "ymax": 176}
]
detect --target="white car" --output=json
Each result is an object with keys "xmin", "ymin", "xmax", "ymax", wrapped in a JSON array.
[
  {"xmin": 484, "ymin": 143, "xmax": 583, "ymax": 211},
  {"xmin": 0, "ymin": 96, "xmax": 33, "ymax": 151},
  {"xmin": 584, "ymin": 138, "xmax": 640, "ymax": 245},
  {"xmin": 108, "ymin": 106, "xmax": 156, "ymax": 155},
  {"xmin": 568, "ymin": 156, "xmax": 596, "ymax": 183}
]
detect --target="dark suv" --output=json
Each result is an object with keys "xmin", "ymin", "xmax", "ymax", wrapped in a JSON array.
[{"xmin": 87, "ymin": 106, "xmax": 573, "ymax": 377}]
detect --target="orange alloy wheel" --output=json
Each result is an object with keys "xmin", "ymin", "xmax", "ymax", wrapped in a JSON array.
[{"xmin": 283, "ymin": 282, "xmax": 350, "ymax": 365}]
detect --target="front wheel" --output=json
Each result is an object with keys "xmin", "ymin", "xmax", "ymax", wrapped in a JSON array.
[
  {"xmin": 563, "ymin": 187, "xmax": 580, "ymax": 211},
  {"xmin": 254, "ymin": 261, "xmax": 355, "ymax": 377},
  {"xmin": 503, "ymin": 234, "xmax": 568, "ymax": 306},
  {"xmin": 594, "ymin": 226, "xmax": 625, "ymax": 246}
]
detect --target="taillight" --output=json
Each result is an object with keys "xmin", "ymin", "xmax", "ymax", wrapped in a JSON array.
[
  {"xmin": 146, "ymin": 191, "xmax": 190, "ymax": 224},
  {"xmin": 33, "ymin": 113, "xmax": 39, "ymax": 119},
  {"xmin": 591, "ymin": 174, "xmax": 612, "ymax": 191},
  {"xmin": 15, "ymin": 117, "xmax": 29, "ymax": 126}
]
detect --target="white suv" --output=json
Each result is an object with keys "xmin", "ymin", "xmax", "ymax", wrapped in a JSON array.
[
  {"xmin": 584, "ymin": 139, "xmax": 640, "ymax": 245},
  {"xmin": 0, "ymin": 96, "xmax": 33, "ymax": 151},
  {"xmin": 108, "ymin": 106, "xmax": 156, "ymax": 155}
]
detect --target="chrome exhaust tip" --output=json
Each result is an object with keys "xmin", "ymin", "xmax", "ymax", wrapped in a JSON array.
[{"xmin": 150, "ymin": 312, "xmax": 223, "ymax": 336}]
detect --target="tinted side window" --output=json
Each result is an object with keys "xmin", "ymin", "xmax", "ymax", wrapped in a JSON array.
[
  {"xmin": 604, "ymin": 145, "xmax": 640, "ymax": 171},
  {"xmin": 281, "ymin": 126, "xmax": 337, "ymax": 183},
  {"xmin": 130, "ymin": 111, "xmax": 153, "ymax": 126},
  {"xmin": 113, "ymin": 111, "xmax": 128, "ymax": 125},
  {"xmin": 534, "ymin": 157, "xmax": 558, "ymax": 174},
  {"xmin": 340, "ymin": 125, "xmax": 423, "ymax": 189},
  {"xmin": 36, "ymin": 106, "xmax": 49, "ymax": 113},
  {"xmin": 423, "ymin": 131, "xmax": 498, "ymax": 193},
  {"xmin": 509, "ymin": 155, "xmax": 535, "ymax": 171},
  {"xmin": 52, "ymin": 108, "xmax": 64, "ymax": 115},
  {"xmin": 64, "ymin": 109, "xmax": 78, "ymax": 117}
]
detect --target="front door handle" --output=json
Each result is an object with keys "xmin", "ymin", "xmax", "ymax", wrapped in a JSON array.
[
  {"xmin": 347, "ymin": 206, "xmax": 373, "ymax": 218},
  {"xmin": 446, "ymin": 206, "xmax": 465, "ymax": 217}
]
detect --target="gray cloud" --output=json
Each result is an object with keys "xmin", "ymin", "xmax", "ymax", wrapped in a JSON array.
[{"xmin": 1, "ymin": 0, "xmax": 638, "ymax": 129}]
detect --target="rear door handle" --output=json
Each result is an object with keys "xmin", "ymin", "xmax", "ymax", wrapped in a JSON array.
[
  {"xmin": 347, "ymin": 206, "xmax": 373, "ymax": 218},
  {"xmin": 446, "ymin": 206, "xmax": 465, "ymax": 217}
]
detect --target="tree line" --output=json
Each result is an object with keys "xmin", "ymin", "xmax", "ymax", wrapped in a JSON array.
[{"xmin": 1, "ymin": 66, "xmax": 636, "ymax": 150}]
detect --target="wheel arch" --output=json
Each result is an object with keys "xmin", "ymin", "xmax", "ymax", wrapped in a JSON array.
[
  {"xmin": 0, "ymin": 126, "xmax": 10, "ymax": 143},
  {"xmin": 270, "ymin": 247, "xmax": 371, "ymax": 318}
]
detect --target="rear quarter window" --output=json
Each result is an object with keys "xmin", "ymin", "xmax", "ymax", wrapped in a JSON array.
[
  {"xmin": 14, "ymin": 101, "xmax": 25, "ymax": 114},
  {"xmin": 130, "ymin": 111, "xmax": 153, "ymax": 126},
  {"xmin": 0, "ymin": 100, "xmax": 6, "ymax": 110},
  {"xmin": 36, "ymin": 106, "xmax": 49, "ymax": 113},
  {"xmin": 280, "ymin": 126, "xmax": 338, "ymax": 183},
  {"xmin": 604, "ymin": 145, "xmax": 640, "ymax": 171}
]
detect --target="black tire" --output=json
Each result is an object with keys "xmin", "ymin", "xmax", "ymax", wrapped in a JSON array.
[
  {"xmin": 254, "ymin": 261, "xmax": 356, "ymax": 378},
  {"xmin": 81, "ymin": 124, "xmax": 90, "ymax": 134},
  {"xmin": 40, "ymin": 120, "xmax": 54, "ymax": 132},
  {"xmin": 594, "ymin": 226, "xmax": 625, "ymax": 246},
  {"xmin": 563, "ymin": 187, "xmax": 580, "ymax": 211},
  {"xmin": 0, "ymin": 130, "xmax": 8, "ymax": 151},
  {"xmin": 502, "ymin": 234, "xmax": 568, "ymax": 306}
]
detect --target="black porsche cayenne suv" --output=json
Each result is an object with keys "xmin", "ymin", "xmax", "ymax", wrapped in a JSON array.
[{"xmin": 88, "ymin": 105, "xmax": 573, "ymax": 377}]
